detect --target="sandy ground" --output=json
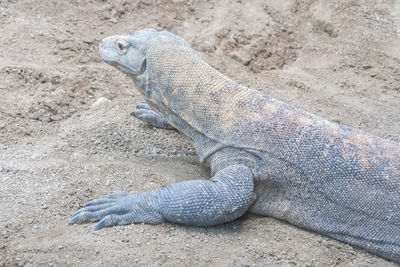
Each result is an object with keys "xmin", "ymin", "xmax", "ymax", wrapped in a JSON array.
[{"xmin": 1, "ymin": 0, "xmax": 400, "ymax": 266}]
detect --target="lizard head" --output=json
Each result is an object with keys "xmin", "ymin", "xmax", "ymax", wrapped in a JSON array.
[
  {"xmin": 99, "ymin": 29, "xmax": 157, "ymax": 77},
  {"xmin": 99, "ymin": 29, "xmax": 193, "ymax": 99}
]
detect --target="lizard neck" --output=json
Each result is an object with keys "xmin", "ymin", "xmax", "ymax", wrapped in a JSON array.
[
  {"xmin": 146, "ymin": 99, "xmax": 225, "ymax": 163},
  {"xmin": 142, "ymin": 44, "xmax": 257, "ymax": 161}
]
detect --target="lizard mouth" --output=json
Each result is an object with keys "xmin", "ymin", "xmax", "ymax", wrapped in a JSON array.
[{"xmin": 116, "ymin": 57, "xmax": 146, "ymax": 76}]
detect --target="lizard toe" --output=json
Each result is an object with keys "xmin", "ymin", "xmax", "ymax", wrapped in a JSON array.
[
  {"xmin": 69, "ymin": 206, "xmax": 126, "ymax": 224},
  {"xmin": 136, "ymin": 100, "xmax": 152, "ymax": 110},
  {"xmin": 94, "ymin": 213, "xmax": 136, "ymax": 230}
]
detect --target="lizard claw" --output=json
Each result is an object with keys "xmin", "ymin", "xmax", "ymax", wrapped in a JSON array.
[
  {"xmin": 130, "ymin": 101, "xmax": 174, "ymax": 129},
  {"xmin": 68, "ymin": 191, "xmax": 165, "ymax": 230}
]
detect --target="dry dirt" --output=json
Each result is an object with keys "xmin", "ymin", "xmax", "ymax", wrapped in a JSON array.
[{"xmin": 1, "ymin": 0, "xmax": 400, "ymax": 266}]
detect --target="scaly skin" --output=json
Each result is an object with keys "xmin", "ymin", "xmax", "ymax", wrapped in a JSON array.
[{"xmin": 69, "ymin": 29, "xmax": 400, "ymax": 263}]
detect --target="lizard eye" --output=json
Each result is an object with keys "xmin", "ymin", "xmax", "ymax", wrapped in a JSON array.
[{"xmin": 116, "ymin": 39, "xmax": 128, "ymax": 51}]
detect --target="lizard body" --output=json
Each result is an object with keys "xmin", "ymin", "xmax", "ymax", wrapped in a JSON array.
[{"xmin": 69, "ymin": 29, "xmax": 400, "ymax": 263}]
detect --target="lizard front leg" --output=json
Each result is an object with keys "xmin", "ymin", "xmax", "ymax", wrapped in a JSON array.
[
  {"xmin": 130, "ymin": 100, "xmax": 175, "ymax": 129},
  {"xmin": 68, "ymin": 164, "xmax": 255, "ymax": 230}
]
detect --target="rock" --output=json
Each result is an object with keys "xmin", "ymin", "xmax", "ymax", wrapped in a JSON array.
[{"xmin": 91, "ymin": 97, "xmax": 111, "ymax": 107}]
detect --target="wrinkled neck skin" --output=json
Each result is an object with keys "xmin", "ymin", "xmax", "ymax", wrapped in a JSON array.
[{"xmin": 132, "ymin": 72, "xmax": 149, "ymax": 97}]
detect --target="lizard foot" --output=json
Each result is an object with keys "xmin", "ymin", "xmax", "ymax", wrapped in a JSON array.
[
  {"xmin": 68, "ymin": 191, "xmax": 164, "ymax": 230},
  {"xmin": 130, "ymin": 101, "xmax": 174, "ymax": 129}
]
